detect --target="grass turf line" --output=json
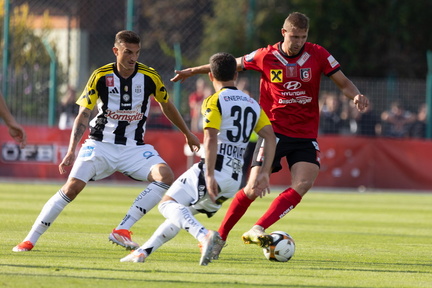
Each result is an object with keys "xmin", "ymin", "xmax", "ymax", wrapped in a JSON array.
[{"xmin": 0, "ymin": 182, "xmax": 431, "ymax": 287}]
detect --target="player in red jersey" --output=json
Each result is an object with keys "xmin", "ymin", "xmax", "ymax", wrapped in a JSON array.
[{"xmin": 171, "ymin": 12, "xmax": 369, "ymax": 258}]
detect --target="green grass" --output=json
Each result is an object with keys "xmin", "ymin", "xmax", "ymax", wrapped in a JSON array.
[{"xmin": 1, "ymin": 182, "xmax": 431, "ymax": 287}]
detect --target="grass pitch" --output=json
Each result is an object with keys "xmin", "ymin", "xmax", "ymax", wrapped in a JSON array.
[{"xmin": 1, "ymin": 182, "xmax": 431, "ymax": 287}]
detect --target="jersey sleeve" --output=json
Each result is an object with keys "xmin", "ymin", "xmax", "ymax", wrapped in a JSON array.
[
  {"xmin": 242, "ymin": 46, "xmax": 268, "ymax": 72},
  {"xmin": 147, "ymin": 67, "xmax": 170, "ymax": 104},
  {"xmin": 315, "ymin": 45, "xmax": 341, "ymax": 76},
  {"xmin": 76, "ymin": 69, "xmax": 101, "ymax": 110},
  {"xmin": 253, "ymin": 108, "xmax": 272, "ymax": 133},
  {"xmin": 201, "ymin": 93, "xmax": 221, "ymax": 130}
]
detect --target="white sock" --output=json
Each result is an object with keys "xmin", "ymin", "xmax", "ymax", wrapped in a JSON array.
[
  {"xmin": 138, "ymin": 219, "xmax": 181, "ymax": 257},
  {"xmin": 24, "ymin": 190, "xmax": 71, "ymax": 245},
  {"xmin": 158, "ymin": 200, "xmax": 208, "ymax": 242},
  {"xmin": 116, "ymin": 181, "xmax": 169, "ymax": 230}
]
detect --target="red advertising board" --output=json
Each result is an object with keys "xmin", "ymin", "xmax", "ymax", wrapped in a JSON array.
[{"xmin": 1, "ymin": 126, "xmax": 431, "ymax": 191}]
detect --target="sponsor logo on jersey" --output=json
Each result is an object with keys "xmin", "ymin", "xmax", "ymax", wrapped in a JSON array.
[
  {"xmin": 278, "ymin": 96, "xmax": 312, "ymax": 105},
  {"xmin": 159, "ymin": 86, "xmax": 168, "ymax": 100},
  {"xmin": 105, "ymin": 108, "xmax": 144, "ymax": 122},
  {"xmin": 80, "ymin": 89, "xmax": 95, "ymax": 106},
  {"xmin": 300, "ymin": 68, "xmax": 311, "ymax": 82},
  {"xmin": 270, "ymin": 69, "xmax": 283, "ymax": 82},
  {"xmin": 223, "ymin": 95, "xmax": 253, "ymax": 103},
  {"xmin": 105, "ymin": 75, "xmax": 114, "ymax": 87},
  {"xmin": 122, "ymin": 93, "xmax": 130, "ymax": 102},
  {"xmin": 327, "ymin": 55, "xmax": 339, "ymax": 68},
  {"xmin": 283, "ymin": 81, "xmax": 302, "ymax": 90},
  {"xmin": 110, "ymin": 87, "xmax": 119, "ymax": 94}
]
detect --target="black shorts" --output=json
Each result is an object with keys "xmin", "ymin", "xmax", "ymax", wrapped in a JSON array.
[{"xmin": 251, "ymin": 133, "xmax": 321, "ymax": 173}]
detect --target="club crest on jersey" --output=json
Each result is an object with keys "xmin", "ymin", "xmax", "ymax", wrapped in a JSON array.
[
  {"xmin": 135, "ymin": 85, "xmax": 142, "ymax": 94},
  {"xmin": 105, "ymin": 75, "xmax": 114, "ymax": 87},
  {"xmin": 300, "ymin": 68, "xmax": 311, "ymax": 82},
  {"xmin": 270, "ymin": 69, "xmax": 283, "ymax": 83}
]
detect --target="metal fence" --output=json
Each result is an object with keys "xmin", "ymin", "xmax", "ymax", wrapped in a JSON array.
[{"xmin": 0, "ymin": 0, "xmax": 428, "ymax": 139}]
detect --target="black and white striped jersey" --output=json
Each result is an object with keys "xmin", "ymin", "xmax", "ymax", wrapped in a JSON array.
[{"xmin": 76, "ymin": 62, "xmax": 169, "ymax": 146}]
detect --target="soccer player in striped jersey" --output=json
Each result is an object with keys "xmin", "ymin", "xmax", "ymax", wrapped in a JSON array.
[
  {"xmin": 120, "ymin": 52, "xmax": 276, "ymax": 265},
  {"xmin": 12, "ymin": 30, "xmax": 200, "ymax": 252},
  {"xmin": 171, "ymin": 12, "xmax": 369, "ymax": 258}
]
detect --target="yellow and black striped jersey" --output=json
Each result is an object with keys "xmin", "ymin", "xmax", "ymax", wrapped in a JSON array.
[
  {"xmin": 76, "ymin": 62, "xmax": 169, "ymax": 146},
  {"xmin": 202, "ymin": 87, "xmax": 271, "ymax": 179}
]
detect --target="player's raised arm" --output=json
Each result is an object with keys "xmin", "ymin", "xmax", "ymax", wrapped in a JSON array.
[
  {"xmin": 170, "ymin": 64, "xmax": 210, "ymax": 82},
  {"xmin": 171, "ymin": 57, "xmax": 243, "ymax": 83}
]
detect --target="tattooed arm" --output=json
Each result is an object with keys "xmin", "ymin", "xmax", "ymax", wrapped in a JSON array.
[{"xmin": 59, "ymin": 106, "xmax": 92, "ymax": 174}]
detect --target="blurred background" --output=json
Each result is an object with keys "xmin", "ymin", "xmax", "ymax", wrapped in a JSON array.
[
  {"xmin": 1, "ymin": 0, "xmax": 431, "ymax": 135},
  {"xmin": 1, "ymin": 0, "xmax": 432, "ymax": 189}
]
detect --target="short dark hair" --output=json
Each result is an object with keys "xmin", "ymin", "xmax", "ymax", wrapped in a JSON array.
[
  {"xmin": 114, "ymin": 30, "xmax": 141, "ymax": 46},
  {"xmin": 209, "ymin": 52, "xmax": 237, "ymax": 82},
  {"xmin": 284, "ymin": 12, "xmax": 309, "ymax": 30}
]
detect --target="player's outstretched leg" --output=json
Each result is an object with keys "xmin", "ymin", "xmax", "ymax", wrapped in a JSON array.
[
  {"xmin": 12, "ymin": 241, "xmax": 34, "ymax": 252},
  {"xmin": 109, "ymin": 229, "xmax": 140, "ymax": 250},
  {"xmin": 120, "ymin": 248, "xmax": 147, "ymax": 263},
  {"xmin": 210, "ymin": 237, "xmax": 226, "ymax": 260},
  {"xmin": 199, "ymin": 230, "xmax": 221, "ymax": 266},
  {"xmin": 242, "ymin": 225, "xmax": 273, "ymax": 248}
]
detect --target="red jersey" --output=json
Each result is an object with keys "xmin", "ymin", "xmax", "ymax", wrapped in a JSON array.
[{"xmin": 242, "ymin": 41, "xmax": 341, "ymax": 138}]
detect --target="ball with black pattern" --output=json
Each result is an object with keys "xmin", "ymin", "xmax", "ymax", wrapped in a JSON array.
[{"xmin": 262, "ymin": 231, "xmax": 295, "ymax": 262}]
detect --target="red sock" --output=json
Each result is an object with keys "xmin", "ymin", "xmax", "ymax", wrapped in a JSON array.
[
  {"xmin": 218, "ymin": 189, "xmax": 254, "ymax": 241},
  {"xmin": 255, "ymin": 188, "xmax": 302, "ymax": 229}
]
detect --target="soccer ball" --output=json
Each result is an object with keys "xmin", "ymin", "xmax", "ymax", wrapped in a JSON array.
[{"xmin": 262, "ymin": 231, "xmax": 295, "ymax": 262}]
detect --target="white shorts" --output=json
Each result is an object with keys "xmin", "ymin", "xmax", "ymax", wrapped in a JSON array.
[
  {"xmin": 70, "ymin": 139, "xmax": 166, "ymax": 183},
  {"xmin": 165, "ymin": 162, "xmax": 241, "ymax": 217}
]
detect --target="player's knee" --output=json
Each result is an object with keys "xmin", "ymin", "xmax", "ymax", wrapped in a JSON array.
[
  {"xmin": 149, "ymin": 164, "xmax": 175, "ymax": 185},
  {"xmin": 158, "ymin": 199, "xmax": 175, "ymax": 217},
  {"xmin": 242, "ymin": 186, "xmax": 258, "ymax": 200},
  {"xmin": 292, "ymin": 179, "xmax": 313, "ymax": 196},
  {"xmin": 61, "ymin": 178, "xmax": 86, "ymax": 200}
]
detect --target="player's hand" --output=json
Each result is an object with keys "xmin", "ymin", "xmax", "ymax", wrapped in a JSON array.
[
  {"xmin": 170, "ymin": 69, "xmax": 193, "ymax": 83},
  {"xmin": 353, "ymin": 94, "xmax": 369, "ymax": 112},
  {"xmin": 59, "ymin": 152, "xmax": 75, "ymax": 174},
  {"xmin": 8, "ymin": 124, "xmax": 27, "ymax": 148},
  {"xmin": 186, "ymin": 132, "xmax": 201, "ymax": 152},
  {"xmin": 206, "ymin": 175, "xmax": 219, "ymax": 203},
  {"xmin": 252, "ymin": 173, "xmax": 271, "ymax": 198}
]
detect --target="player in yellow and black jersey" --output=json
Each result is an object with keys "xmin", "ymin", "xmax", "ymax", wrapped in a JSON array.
[{"xmin": 120, "ymin": 52, "xmax": 276, "ymax": 265}]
